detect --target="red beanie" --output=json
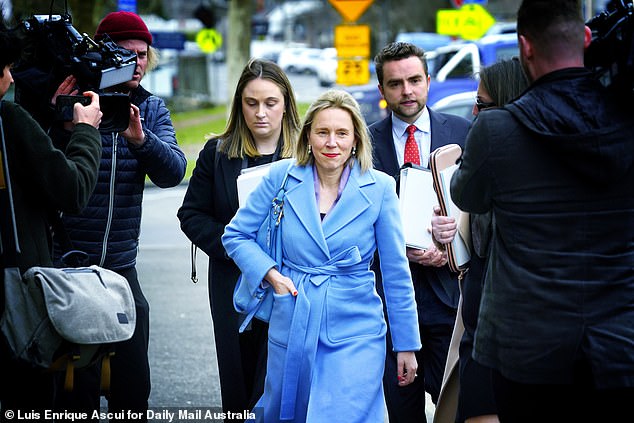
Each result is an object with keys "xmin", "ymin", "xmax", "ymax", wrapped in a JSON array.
[{"xmin": 94, "ymin": 11, "xmax": 153, "ymax": 45}]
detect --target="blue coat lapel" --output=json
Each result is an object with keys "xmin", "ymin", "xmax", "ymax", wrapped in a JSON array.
[
  {"xmin": 284, "ymin": 163, "xmax": 375, "ymax": 259},
  {"xmin": 285, "ymin": 165, "xmax": 329, "ymax": 257},
  {"xmin": 323, "ymin": 164, "xmax": 373, "ymax": 239}
]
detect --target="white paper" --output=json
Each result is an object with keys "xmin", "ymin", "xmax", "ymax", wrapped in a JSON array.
[
  {"xmin": 399, "ymin": 166, "xmax": 437, "ymax": 250},
  {"xmin": 237, "ymin": 162, "xmax": 273, "ymax": 208}
]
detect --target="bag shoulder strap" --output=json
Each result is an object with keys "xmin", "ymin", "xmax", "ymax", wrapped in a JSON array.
[{"xmin": 190, "ymin": 138, "xmax": 222, "ymax": 284}]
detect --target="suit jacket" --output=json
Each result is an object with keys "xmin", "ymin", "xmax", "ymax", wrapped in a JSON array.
[
  {"xmin": 222, "ymin": 159, "xmax": 421, "ymax": 422},
  {"xmin": 369, "ymin": 109, "xmax": 470, "ymax": 314}
]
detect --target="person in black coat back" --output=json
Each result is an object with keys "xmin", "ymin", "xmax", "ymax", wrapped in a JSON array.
[
  {"xmin": 0, "ymin": 27, "xmax": 103, "ymax": 418},
  {"xmin": 451, "ymin": 1, "xmax": 634, "ymax": 421},
  {"xmin": 178, "ymin": 59, "xmax": 301, "ymax": 418},
  {"xmin": 368, "ymin": 41, "xmax": 470, "ymax": 423}
]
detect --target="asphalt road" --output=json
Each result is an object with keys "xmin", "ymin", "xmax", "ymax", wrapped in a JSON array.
[{"xmin": 138, "ymin": 185, "xmax": 220, "ymax": 409}]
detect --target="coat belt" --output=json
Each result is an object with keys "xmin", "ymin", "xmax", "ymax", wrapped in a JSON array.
[{"xmin": 279, "ymin": 246, "xmax": 367, "ymax": 420}]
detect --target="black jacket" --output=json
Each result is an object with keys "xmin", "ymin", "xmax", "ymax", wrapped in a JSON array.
[
  {"xmin": 0, "ymin": 101, "xmax": 100, "ymax": 313},
  {"xmin": 56, "ymin": 86, "xmax": 186, "ymax": 270},
  {"xmin": 451, "ymin": 68, "xmax": 634, "ymax": 388}
]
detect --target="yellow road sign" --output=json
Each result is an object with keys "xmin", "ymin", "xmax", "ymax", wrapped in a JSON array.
[
  {"xmin": 337, "ymin": 59, "xmax": 370, "ymax": 86},
  {"xmin": 437, "ymin": 4, "xmax": 495, "ymax": 40},
  {"xmin": 328, "ymin": 0, "xmax": 374, "ymax": 22},
  {"xmin": 335, "ymin": 24, "xmax": 370, "ymax": 58},
  {"xmin": 196, "ymin": 28, "xmax": 223, "ymax": 53}
]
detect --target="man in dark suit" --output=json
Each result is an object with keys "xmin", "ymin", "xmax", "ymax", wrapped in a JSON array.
[{"xmin": 369, "ymin": 41, "xmax": 470, "ymax": 423}]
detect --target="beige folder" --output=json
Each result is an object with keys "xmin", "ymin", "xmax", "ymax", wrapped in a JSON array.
[{"xmin": 430, "ymin": 144, "xmax": 471, "ymax": 273}]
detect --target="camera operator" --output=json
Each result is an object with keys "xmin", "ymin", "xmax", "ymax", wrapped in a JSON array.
[
  {"xmin": 450, "ymin": 1, "xmax": 634, "ymax": 421},
  {"xmin": 48, "ymin": 11, "xmax": 186, "ymax": 421},
  {"xmin": 0, "ymin": 26, "xmax": 102, "ymax": 418}
]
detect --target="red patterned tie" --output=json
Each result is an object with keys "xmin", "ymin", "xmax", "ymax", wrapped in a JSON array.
[{"xmin": 404, "ymin": 124, "xmax": 420, "ymax": 165}]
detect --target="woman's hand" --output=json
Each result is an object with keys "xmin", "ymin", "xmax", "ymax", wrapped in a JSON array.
[
  {"xmin": 265, "ymin": 267, "xmax": 297, "ymax": 296},
  {"xmin": 431, "ymin": 205, "xmax": 457, "ymax": 245},
  {"xmin": 397, "ymin": 351, "xmax": 418, "ymax": 386}
]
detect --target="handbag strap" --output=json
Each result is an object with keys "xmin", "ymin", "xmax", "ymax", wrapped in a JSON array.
[
  {"xmin": 237, "ymin": 161, "xmax": 294, "ymax": 333},
  {"xmin": 270, "ymin": 162, "xmax": 292, "ymax": 227}
]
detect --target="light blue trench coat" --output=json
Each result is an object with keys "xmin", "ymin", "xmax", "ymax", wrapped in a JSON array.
[{"xmin": 222, "ymin": 159, "xmax": 421, "ymax": 422}]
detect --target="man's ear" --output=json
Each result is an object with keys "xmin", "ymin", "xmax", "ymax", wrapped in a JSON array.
[
  {"xmin": 377, "ymin": 83, "xmax": 384, "ymax": 98},
  {"xmin": 519, "ymin": 34, "xmax": 533, "ymax": 62}
]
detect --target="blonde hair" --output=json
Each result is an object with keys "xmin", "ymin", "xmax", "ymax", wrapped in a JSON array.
[
  {"xmin": 295, "ymin": 89, "xmax": 373, "ymax": 172},
  {"xmin": 216, "ymin": 58, "xmax": 301, "ymax": 159},
  {"xmin": 147, "ymin": 45, "xmax": 159, "ymax": 72}
]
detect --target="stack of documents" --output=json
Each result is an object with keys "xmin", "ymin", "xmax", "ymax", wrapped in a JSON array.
[
  {"xmin": 237, "ymin": 163, "xmax": 273, "ymax": 208},
  {"xmin": 399, "ymin": 166, "xmax": 437, "ymax": 250}
]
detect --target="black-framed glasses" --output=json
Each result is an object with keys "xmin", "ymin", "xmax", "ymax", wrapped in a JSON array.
[{"xmin": 475, "ymin": 98, "xmax": 496, "ymax": 111}]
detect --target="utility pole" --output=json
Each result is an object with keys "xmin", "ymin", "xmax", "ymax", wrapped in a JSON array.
[{"xmin": 226, "ymin": 0, "xmax": 254, "ymax": 106}]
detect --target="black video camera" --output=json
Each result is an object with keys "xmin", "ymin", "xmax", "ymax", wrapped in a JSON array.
[
  {"xmin": 55, "ymin": 93, "xmax": 131, "ymax": 133},
  {"xmin": 12, "ymin": 13, "xmax": 137, "ymax": 132},
  {"xmin": 585, "ymin": 0, "xmax": 634, "ymax": 98},
  {"xmin": 15, "ymin": 14, "xmax": 137, "ymax": 91}
]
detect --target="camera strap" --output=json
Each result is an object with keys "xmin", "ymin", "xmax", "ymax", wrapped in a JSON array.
[{"xmin": 0, "ymin": 100, "xmax": 22, "ymax": 264}]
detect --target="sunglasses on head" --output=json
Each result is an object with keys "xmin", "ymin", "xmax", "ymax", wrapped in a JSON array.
[{"xmin": 475, "ymin": 98, "xmax": 496, "ymax": 111}]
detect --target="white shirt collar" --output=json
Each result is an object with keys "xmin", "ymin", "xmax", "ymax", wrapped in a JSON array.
[{"xmin": 391, "ymin": 107, "xmax": 431, "ymax": 137}]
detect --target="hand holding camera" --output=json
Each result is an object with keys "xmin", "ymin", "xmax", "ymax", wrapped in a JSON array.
[
  {"xmin": 54, "ymin": 76, "xmax": 131, "ymax": 133},
  {"xmin": 72, "ymin": 91, "xmax": 102, "ymax": 129}
]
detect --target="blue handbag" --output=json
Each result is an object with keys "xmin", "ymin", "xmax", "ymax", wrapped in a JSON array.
[{"xmin": 233, "ymin": 164, "xmax": 291, "ymax": 333}]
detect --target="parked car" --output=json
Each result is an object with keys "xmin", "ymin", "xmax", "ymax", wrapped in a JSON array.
[
  {"xmin": 432, "ymin": 91, "xmax": 477, "ymax": 121},
  {"xmin": 277, "ymin": 47, "xmax": 323, "ymax": 75},
  {"xmin": 317, "ymin": 47, "xmax": 338, "ymax": 87},
  {"xmin": 347, "ymin": 33, "xmax": 519, "ymax": 124},
  {"xmin": 484, "ymin": 21, "xmax": 517, "ymax": 36}
]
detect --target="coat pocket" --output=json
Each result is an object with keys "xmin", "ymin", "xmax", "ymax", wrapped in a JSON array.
[
  {"xmin": 325, "ymin": 281, "xmax": 384, "ymax": 343},
  {"xmin": 268, "ymin": 292, "xmax": 295, "ymax": 348}
]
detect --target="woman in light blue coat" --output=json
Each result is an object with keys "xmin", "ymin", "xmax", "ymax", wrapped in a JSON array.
[{"xmin": 222, "ymin": 90, "xmax": 421, "ymax": 422}]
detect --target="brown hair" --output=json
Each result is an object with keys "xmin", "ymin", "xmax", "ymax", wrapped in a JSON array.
[
  {"xmin": 374, "ymin": 42, "xmax": 428, "ymax": 87},
  {"xmin": 217, "ymin": 58, "xmax": 301, "ymax": 159}
]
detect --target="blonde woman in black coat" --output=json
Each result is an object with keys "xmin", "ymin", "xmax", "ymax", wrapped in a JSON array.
[{"xmin": 178, "ymin": 59, "xmax": 301, "ymax": 417}]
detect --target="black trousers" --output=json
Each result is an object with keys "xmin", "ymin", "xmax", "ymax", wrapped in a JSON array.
[
  {"xmin": 383, "ymin": 322, "xmax": 453, "ymax": 423},
  {"xmin": 208, "ymin": 269, "xmax": 268, "ymax": 419},
  {"xmin": 0, "ymin": 334, "xmax": 56, "ymax": 422},
  {"xmin": 492, "ymin": 363, "xmax": 634, "ymax": 423},
  {"xmin": 54, "ymin": 266, "xmax": 151, "ymax": 422},
  {"xmin": 381, "ymin": 268, "xmax": 455, "ymax": 423}
]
